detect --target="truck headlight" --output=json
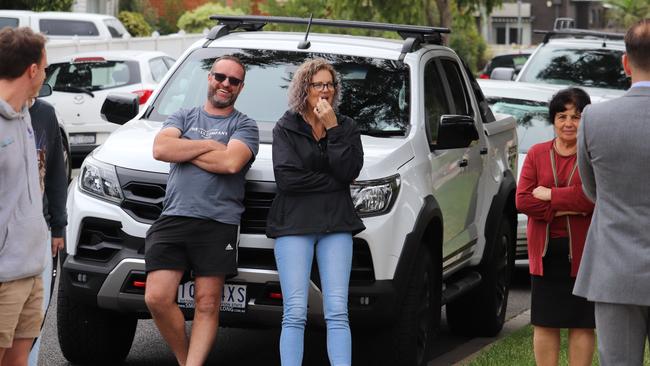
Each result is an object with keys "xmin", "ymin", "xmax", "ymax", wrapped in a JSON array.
[
  {"xmin": 350, "ymin": 174, "xmax": 400, "ymax": 217},
  {"xmin": 78, "ymin": 156, "xmax": 124, "ymax": 204}
]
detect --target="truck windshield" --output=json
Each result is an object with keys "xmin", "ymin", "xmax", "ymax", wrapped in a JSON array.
[{"xmin": 147, "ymin": 48, "xmax": 410, "ymax": 142}]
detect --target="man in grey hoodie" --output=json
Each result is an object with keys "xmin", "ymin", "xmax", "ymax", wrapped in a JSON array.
[{"xmin": 0, "ymin": 27, "xmax": 50, "ymax": 366}]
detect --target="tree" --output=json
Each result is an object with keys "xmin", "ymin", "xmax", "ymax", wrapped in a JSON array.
[
  {"xmin": 604, "ymin": 0, "xmax": 650, "ymax": 29},
  {"xmin": 177, "ymin": 2, "xmax": 245, "ymax": 34},
  {"xmin": 261, "ymin": 0, "xmax": 487, "ymax": 71}
]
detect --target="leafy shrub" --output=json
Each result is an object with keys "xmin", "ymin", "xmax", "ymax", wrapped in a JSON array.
[
  {"xmin": 118, "ymin": 11, "xmax": 153, "ymax": 37},
  {"xmin": 177, "ymin": 2, "xmax": 244, "ymax": 34}
]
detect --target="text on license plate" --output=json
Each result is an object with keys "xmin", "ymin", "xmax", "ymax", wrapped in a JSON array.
[
  {"xmin": 177, "ymin": 282, "xmax": 246, "ymax": 313},
  {"xmin": 69, "ymin": 134, "xmax": 95, "ymax": 145}
]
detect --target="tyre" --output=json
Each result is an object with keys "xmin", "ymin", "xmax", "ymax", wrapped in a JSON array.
[
  {"xmin": 447, "ymin": 217, "xmax": 515, "ymax": 337},
  {"xmin": 57, "ymin": 272, "xmax": 137, "ymax": 365},
  {"xmin": 371, "ymin": 245, "xmax": 440, "ymax": 366}
]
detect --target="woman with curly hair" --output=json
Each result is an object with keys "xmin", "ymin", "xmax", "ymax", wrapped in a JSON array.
[{"xmin": 266, "ymin": 58, "xmax": 365, "ymax": 366}]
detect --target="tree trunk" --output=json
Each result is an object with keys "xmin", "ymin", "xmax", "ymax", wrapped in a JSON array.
[{"xmin": 435, "ymin": 0, "xmax": 452, "ymax": 29}]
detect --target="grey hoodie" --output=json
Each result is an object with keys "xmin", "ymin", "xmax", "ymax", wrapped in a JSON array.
[{"xmin": 0, "ymin": 98, "xmax": 48, "ymax": 282}]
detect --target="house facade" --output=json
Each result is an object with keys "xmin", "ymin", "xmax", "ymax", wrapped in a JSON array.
[{"xmin": 479, "ymin": 0, "xmax": 607, "ymax": 46}]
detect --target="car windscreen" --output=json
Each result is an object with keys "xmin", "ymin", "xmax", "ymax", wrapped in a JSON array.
[
  {"xmin": 147, "ymin": 48, "xmax": 410, "ymax": 143},
  {"xmin": 487, "ymin": 97, "xmax": 553, "ymax": 153},
  {"xmin": 518, "ymin": 44, "xmax": 630, "ymax": 90},
  {"xmin": 39, "ymin": 19, "xmax": 99, "ymax": 36},
  {"xmin": 0, "ymin": 17, "xmax": 18, "ymax": 28},
  {"xmin": 46, "ymin": 60, "xmax": 141, "ymax": 92}
]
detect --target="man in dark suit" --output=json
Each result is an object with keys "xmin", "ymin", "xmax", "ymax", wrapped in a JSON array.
[{"xmin": 575, "ymin": 18, "xmax": 650, "ymax": 366}]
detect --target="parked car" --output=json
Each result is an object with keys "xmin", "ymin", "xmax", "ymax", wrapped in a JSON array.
[
  {"xmin": 479, "ymin": 51, "xmax": 531, "ymax": 79},
  {"xmin": 0, "ymin": 10, "xmax": 131, "ymax": 41},
  {"xmin": 478, "ymin": 79, "xmax": 624, "ymax": 258},
  {"xmin": 59, "ymin": 15, "xmax": 518, "ymax": 366},
  {"xmin": 42, "ymin": 50, "xmax": 175, "ymax": 161},
  {"xmin": 492, "ymin": 25, "xmax": 630, "ymax": 91}
]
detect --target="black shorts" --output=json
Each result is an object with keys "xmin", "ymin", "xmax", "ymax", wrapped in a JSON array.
[{"xmin": 145, "ymin": 215, "xmax": 239, "ymax": 277}]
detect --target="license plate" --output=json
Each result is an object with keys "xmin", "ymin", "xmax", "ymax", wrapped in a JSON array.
[
  {"xmin": 69, "ymin": 133, "xmax": 95, "ymax": 145},
  {"xmin": 177, "ymin": 282, "xmax": 247, "ymax": 313}
]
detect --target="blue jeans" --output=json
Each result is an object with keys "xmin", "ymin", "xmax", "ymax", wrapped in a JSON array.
[{"xmin": 274, "ymin": 233, "xmax": 353, "ymax": 366}]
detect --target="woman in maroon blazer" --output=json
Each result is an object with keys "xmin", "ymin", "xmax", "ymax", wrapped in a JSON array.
[{"xmin": 516, "ymin": 87, "xmax": 595, "ymax": 366}]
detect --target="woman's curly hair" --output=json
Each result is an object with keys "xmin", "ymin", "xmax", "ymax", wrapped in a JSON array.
[{"xmin": 287, "ymin": 58, "xmax": 341, "ymax": 115}]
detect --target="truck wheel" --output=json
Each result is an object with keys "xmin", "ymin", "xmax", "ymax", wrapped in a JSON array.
[
  {"xmin": 447, "ymin": 218, "xmax": 514, "ymax": 337},
  {"xmin": 57, "ymin": 272, "xmax": 137, "ymax": 365},
  {"xmin": 379, "ymin": 245, "xmax": 440, "ymax": 366}
]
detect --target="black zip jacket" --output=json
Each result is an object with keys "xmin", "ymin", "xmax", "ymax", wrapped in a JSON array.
[
  {"xmin": 30, "ymin": 99, "xmax": 67, "ymax": 238},
  {"xmin": 266, "ymin": 110, "xmax": 365, "ymax": 238}
]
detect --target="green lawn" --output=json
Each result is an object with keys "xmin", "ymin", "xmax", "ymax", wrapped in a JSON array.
[{"xmin": 464, "ymin": 325, "xmax": 650, "ymax": 366}]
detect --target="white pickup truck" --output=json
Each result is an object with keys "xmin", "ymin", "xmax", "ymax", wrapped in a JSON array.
[
  {"xmin": 0, "ymin": 10, "xmax": 130, "ymax": 41},
  {"xmin": 59, "ymin": 16, "xmax": 518, "ymax": 366}
]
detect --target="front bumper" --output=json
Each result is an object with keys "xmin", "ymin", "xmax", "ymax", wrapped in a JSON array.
[{"xmin": 63, "ymin": 183, "xmax": 399, "ymax": 328}]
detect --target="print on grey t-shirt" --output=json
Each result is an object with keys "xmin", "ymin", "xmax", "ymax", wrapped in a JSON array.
[{"xmin": 161, "ymin": 107, "xmax": 259, "ymax": 225}]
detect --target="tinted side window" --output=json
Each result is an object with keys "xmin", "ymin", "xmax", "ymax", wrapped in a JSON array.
[
  {"xmin": 424, "ymin": 60, "xmax": 451, "ymax": 144},
  {"xmin": 103, "ymin": 18, "xmax": 129, "ymax": 38},
  {"xmin": 0, "ymin": 17, "xmax": 19, "ymax": 28},
  {"xmin": 440, "ymin": 59, "xmax": 472, "ymax": 116},
  {"xmin": 40, "ymin": 19, "xmax": 99, "ymax": 36},
  {"xmin": 149, "ymin": 57, "xmax": 169, "ymax": 83},
  {"xmin": 163, "ymin": 57, "xmax": 176, "ymax": 68}
]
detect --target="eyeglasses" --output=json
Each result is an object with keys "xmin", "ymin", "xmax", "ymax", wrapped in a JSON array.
[
  {"xmin": 211, "ymin": 72, "xmax": 244, "ymax": 86},
  {"xmin": 309, "ymin": 82, "xmax": 337, "ymax": 91}
]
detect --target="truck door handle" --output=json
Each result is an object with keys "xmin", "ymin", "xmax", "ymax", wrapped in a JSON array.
[
  {"xmin": 459, "ymin": 159, "xmax": 468, "ymax": 167},
  {"xmin": 480, "ymin": 148, "xmax": 488, "ymax": 155}
]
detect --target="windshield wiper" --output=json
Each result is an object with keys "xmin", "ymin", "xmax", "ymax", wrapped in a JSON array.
[
  {"xmin": 360, "ymin": 130, "xmax": 405, "ymax": 137},
  {"xmin": 53, "ymin": 85, "xmax": 95, "ymax": 98}
]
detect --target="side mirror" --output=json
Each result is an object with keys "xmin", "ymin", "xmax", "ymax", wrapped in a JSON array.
[
  {"xmin": 38, "ymin": 84, "xmax": 52, "ymax": 98},
  {"xmin": 101, "ymin": 93, "xmax": 139, "ymax": 125},
  {"xmin": 490, "ymin": 67, "xmax": 516, "ymax": 81},
  {"xmin": 434, "ymin": 115, "xmax": 479, "ymax": 150}
]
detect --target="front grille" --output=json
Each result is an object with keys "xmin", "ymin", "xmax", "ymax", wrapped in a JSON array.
[{"xmin": 115, "ymin": 167, "xmax": 276, "ymax": 234}]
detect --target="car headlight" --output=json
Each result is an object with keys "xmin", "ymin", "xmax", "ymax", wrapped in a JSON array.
[
  {"xmin": 350, "ymin": 174, "xmax": 400, "ymax": 217},
  {"xmin": 78, "ymin": 156, "xmax": 124, "ymax": 204}
]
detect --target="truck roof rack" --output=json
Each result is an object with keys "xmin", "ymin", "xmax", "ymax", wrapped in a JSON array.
[
  {"xmin": 205, "ymin": 14, "xmax": 450, "ymax": 54},
  {"xmin": 534, "ymin": 28, "xmax": 624, "ymax": 44}
]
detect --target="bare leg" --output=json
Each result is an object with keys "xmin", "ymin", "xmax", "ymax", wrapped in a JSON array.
[
  {"xmin": 1, "ymin": 338, "xmax": 34, "ymax": 366},
  {"xmin": 568, "ymin": 328, "xmax": 595, "ymax": 366},
  {"xmin": 534, "ymin": 326, "xmax": 561, "ymax": 366},
  {"xmin": 185, "ymin": 275, "xmax": 225, "ymax": 366},
  {"xmin": 144, "ymin": 270, "xmax": 187, "ymax": 366}
]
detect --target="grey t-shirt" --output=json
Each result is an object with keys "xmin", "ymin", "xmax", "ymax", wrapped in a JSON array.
[{"xmin": 161, "ymin": 107, "xmax": 259, "ymax": 225}]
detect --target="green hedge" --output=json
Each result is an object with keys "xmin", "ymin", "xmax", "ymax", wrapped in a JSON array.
[{"xmin": 118, "ymin": 11, "xmax": 153, "ymax": 37}]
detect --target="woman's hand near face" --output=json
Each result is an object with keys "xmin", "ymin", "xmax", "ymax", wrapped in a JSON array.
[
  {"xmin": 532, "ymin": 186, "xmax": 552, "ymax": 201},
  {"xmin": 314, "ymin": 98, "xmax": 338, "ymax": 129}
]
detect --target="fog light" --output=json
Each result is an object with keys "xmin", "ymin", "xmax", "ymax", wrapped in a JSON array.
[{"xmin": 76, "ymin": 273, "xmax": 87, "ymax": 283}]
